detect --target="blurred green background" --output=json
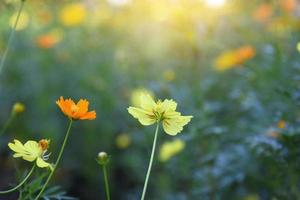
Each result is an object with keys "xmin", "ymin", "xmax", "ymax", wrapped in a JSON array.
[{"xmin": 1, "ymin": 0, "xmax": 300, "ymax": 199}]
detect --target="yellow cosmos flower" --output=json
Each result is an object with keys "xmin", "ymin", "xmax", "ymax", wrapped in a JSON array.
[
  {"xmin": 60, "ymin": 3, "xmax": 87, "ymax": 27},
  {"xmin": 128, "ymin": 94, "xmax": 193, "ymax": 135},
  {"xmin": 159, "ymin": 139, "xmax": 185, "ymax": 162},
  {"xmin": 8, "ymin": 139, "xmax": 53, "ymax": 170}
]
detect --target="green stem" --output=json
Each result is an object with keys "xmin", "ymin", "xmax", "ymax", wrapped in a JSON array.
[
  {"xmin": 102, "ymin": 165, "xmax": 110, "ymax": 200},
  {"xmin": 34, "ymin": 119, "xmax": 73, "ymax": 200},
  {"xmin": 0, "ymin": 0, "xmax": 26, "ymax": 74},
  {"xmin": 0, "ymin": 164, "xmax": 35, "ymax": 194},
  {"xmin": 0, "ymin": 114, "xmax": 15, "ymax": 136},
  {"xmin": 140, "ymin": 122, "xmax": 160, "ymax": 200}
]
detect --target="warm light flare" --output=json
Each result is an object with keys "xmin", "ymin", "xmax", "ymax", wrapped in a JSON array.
[
  {"xmin": 107, "ymin": 0, "xmax": 131, "ymax": 6},
  {"xmin": 204, "ymin": 0, "xmax": 226, "ymax": 7}
]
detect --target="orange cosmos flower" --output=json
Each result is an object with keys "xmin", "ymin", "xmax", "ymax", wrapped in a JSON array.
[
  {"xmin": 280, "ymin": 0, "xmax": 296, "ymax": 13},
  {"xmin": 236, "ymin": 46, "xmax": 256, "ymax": 62},
  {"xmin": 36, "ymin": 34, "xmax": 59, "ymax": 49},
  {"xmin": 253, "ymin": 3, "xmax": 273, "ymax": 23},
  {"xmin": 56, "ymin": 96, "xmax": 96, "ymax": 120},
  {"xmin": 214, "ymin": 45, "xmax": 256, "ymax": 71}
]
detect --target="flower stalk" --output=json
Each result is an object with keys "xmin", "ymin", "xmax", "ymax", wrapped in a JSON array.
[
  {"xmin": 97, "ymin": 152, "xmax": 110, "ymax": 200},
  {"xmin": 34, "ymin": 119, "xmax": 73, "ymax": 200},
  {"xmin": 0, "ymin": 165, "xmax": 35, "ymax": 194},
  {"xmin": 141, "ymin": 122, "xmax": 160, "ymax": 200},
  {"xmin": 103, "ymin": 165, "xmax": 110, "ymax": 200},
  {"xmin": 0, "ymin": 103, "xmax": 25, "ymax": 136},
  {"xmin": 0, "ymin": 0, "xmax": 26, "ymax": 74}
]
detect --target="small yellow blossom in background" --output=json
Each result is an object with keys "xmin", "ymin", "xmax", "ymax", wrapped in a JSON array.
[
  {"xmin": 8, "ymin": 139, "xmax": 53, "ymax": 170},
  {"xmin": 277, "ymin": 120, "xmax": 286, "ymax": 129},
  {"xmin": 214, "ymin": 46, "xmax": 255, "ymax": 71},
  {"xmin": 214, "ymin": 50, "xmax": 237, "ymax": 70},
  {"xmin": 36, "ymin": 29, "xmax": 64, "ymax": 49},
  {"xmin": 12, "ymin": 102, "xmax": 25, "ymax": 115},
  {"xmin": 297, "ymin": 42, "xmax": 300, "ymax": 53},
  {"xmin": 60, "ymin": 3, "xmax": 87, "ymax": 27},
  {"xmin": 115, "ymin": 133, "xmax": 131, "ymax": 149},
  {"xmin": 130, "ymin": 88, "xmax": 154, "ymax": 107},
  {"xmin": 128, "ymin": 93, "xmax": 193, "ymax": 135},
  {"xmin": 163, "ymin": 70, "xmax": 176, "ymax": 82},
  {"xmin": 9, "ymin": 11, "xmax": 30, "ymax": 31},
  {"xmin": 252, "ymin": 3, "xmax": 273, "ymax": 23},
  {"xmin": 159, "ymin": 139, "xmax": 185, "ymax": 162},
  {"xmin": 56, "ymin": 96, "xmax": 96, "ymax": 120}
]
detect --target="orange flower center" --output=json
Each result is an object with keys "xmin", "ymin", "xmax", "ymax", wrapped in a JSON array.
[{"xmin": 38, "ymin": 139, "xmax": 50, "ymax": 151}]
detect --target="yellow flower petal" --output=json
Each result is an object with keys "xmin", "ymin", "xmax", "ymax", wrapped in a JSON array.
[
  {"xmin": 24, "ymin": 140, "xmax": 40, "ymax": 157},
  {"xmin": 8, "ymin": 139, "xmax": 26, "ymax": 153},
  {"xmin": 128, "ymin": 107, "xmax": 156, "ymax": 125},
  {"xmin": 13, "ymin": 153, "xmax": 24, "ymax": 158},
  {"xmin": 160, "ymin": 99, "xmax": 177, "ymax": 112},
  {"xmin": 130, "ymin": 88, "xmax": 154, "ymax": 107},
  {"xmin": 163, "ymin": 115, "xmax": 193, "ymax": 135},
  {"xmin": 22, "ymin": 155, "xmax": 36, "ymax": 162},
  {"xmin": 36, "ymin": 157, "xmax": 50, "ymax": 169},
  {"xmin": 140, "ymin": 94, "xmax": 156, "ymax": 111}
]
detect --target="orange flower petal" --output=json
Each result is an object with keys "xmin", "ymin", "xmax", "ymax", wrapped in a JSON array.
[
  {"xmin": 79, "ymin": 111, "xmax": 96, "ymax": 120},
  {"xmin": 75, "ymin": 99, "xmax": 89, "ymax": 117}
]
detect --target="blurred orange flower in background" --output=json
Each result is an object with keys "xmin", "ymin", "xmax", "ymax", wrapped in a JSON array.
[
  {"xmin": 56, "ymin": 96, "xmax": 96, "ymax": 120},
  {"xmin": 253, "ymin": 3, "xmax": 273, "ymax": 23},
  {"xmin": 36, "ymin": 29, "xmax": 63, "ymax": 49},
  {"xmin": 59, "ymin": 3, "xmax": 87, "ymax": 27},
  {"xmin": 280, "ymin": 0, "xmax": 296, "ymax": 13},
  {"xmin": 214, "ymin": 45, "xmax": 256, "ymax": 71}
]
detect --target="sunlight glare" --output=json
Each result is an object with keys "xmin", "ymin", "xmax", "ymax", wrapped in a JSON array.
[
  {"xmin": 107, "ymin": 0, "xmax": 131, "ymax": 6},
  {"xmin": 204, "ymin": 0, "xmax": 226, "ymax": 7}
]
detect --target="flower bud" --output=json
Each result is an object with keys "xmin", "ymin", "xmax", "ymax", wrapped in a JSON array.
[
  {"xmin": 97, "ymin": 152, "xmax": 109, "ymax": 165},
  {"xmin": 12, "ymin": 102, "xmax": 25, "ymax": 115}
]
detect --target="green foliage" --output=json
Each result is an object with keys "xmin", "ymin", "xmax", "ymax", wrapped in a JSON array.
[{"xmin": 18, "ymin": 172, "xmax": 77, "ymax": 200}]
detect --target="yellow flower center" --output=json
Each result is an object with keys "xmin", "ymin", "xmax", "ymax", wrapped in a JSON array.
[
  {"xmin": 152, "ymin": 100, "xmax": 165, "ymax": 121},
  {"xmin": 38, "ymin": 139, "xmax": 50, "ymax": 151}
]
